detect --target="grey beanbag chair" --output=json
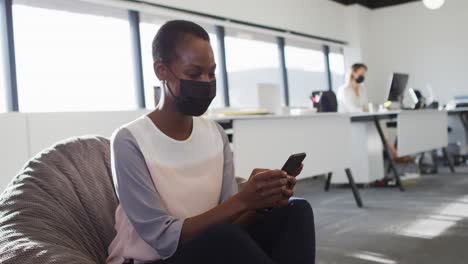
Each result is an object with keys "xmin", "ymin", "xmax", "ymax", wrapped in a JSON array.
[{"xmin": 0, "ymin": 136, "xmax": 117, "ymax": 264}]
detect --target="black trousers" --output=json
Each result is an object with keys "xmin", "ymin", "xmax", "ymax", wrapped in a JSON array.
[{"xmin": 154, "ymin": 199, "xmax": 315, "ymax": 264}]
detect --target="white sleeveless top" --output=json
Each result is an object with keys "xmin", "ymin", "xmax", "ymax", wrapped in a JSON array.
[
  {"xmin": 336, "ymin": 83, "xmax": 368, "ymax": 113},
  {"xmin": 128, "ymin": 116, "xmax": 223, "ymax": 217}
]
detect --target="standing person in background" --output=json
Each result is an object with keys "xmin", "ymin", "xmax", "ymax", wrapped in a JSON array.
[
  {"xmin": 106, "ymin": 20, "xmax": 315, "ymax": 264},
  {"xmin": 337, "ymin": 63, "xmax": 368, "ymax": 113}
]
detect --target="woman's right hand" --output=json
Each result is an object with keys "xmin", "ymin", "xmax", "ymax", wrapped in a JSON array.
[{"xmin": 237, "ymin": 169, "xmax": 288, "ymax": 210}]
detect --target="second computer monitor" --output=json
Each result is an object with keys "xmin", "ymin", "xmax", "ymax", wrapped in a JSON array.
[{"xmin": 387, "ymin": 73, "xmax": 409, "ymax": 102}]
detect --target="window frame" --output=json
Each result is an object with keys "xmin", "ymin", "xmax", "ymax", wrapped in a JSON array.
[{"xmin": 0, "ymin": 0, "xmax": 18, "ymax": 111}]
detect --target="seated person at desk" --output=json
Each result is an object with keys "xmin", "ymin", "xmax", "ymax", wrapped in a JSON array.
[
  {"xmin": 337, "ymin": 63, "xmax": 368, "ymax": 113},
  {"xmin": 106, "ymin": 20, "xmax": 315, "ymax": 264},
  {"xmin": 337, "ymin": 63, "xmax": 411, "ymax": 179}
]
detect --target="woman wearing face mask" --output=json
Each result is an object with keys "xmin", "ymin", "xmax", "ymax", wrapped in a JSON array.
[
  {"xmin": 106, "ymin": 20, "xmax": 315, "ymax": 264},
  {"xmin": 337, "ymin": 63, "xmax": 368, "ymax": 113},
  {"xmin": 337, "ymin": 64, "xmax": 409, "ymax": 183}
]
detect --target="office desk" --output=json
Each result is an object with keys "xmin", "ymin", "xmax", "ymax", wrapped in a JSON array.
[
  {"xmin": 0, "ymin": 110, "xmax": 150, "ymax": 192},
  {"xmin": 213, "ymin": 109, "xmax": 451, "ymax": 203},
  {"xmin": 213, "ymin": 114, "xmax": 363, "ymax": 207},
  {"xmin": 330, "ymin": 116, "xmax": 387, "ymax": 186},
  {"xmin": 349, "ymin": 110, "xmax": 450, "ymax": 191},
  {"xmin": 349, "ymin": 111, "xmax": 404, "ymax": 189},
  {"xmin": 397, "ymin": 110, "xmax": 448, "ymax": 156},
  {"xmin": 350, "ymin": 111, "xmax": 399, "ymax": 122},
  {"xmin": 447, "ymin": 108, "xmax": 468, "ymax": 156},
  {"xmin": 447, "ymin": 107, "xmax": 468, "ymax": 115}
]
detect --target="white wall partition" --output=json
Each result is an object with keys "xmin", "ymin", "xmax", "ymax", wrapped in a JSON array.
[
  {"xmin": 0, "ymin": 113, "xmax": 29, "ymax": 188},
  {"xmin": 397, "ymin": 110, "xmax": 448, "ymax": 156}
]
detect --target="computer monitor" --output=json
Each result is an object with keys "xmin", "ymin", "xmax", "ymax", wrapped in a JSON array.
[{"xmin": 387, "ymin": 73, "xmax": 409, "ymax": 102}]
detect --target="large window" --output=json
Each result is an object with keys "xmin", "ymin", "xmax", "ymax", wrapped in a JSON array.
[
  {"xmin": 225, "ymin": 31, "xmax": 281, "ymax": 108},
  {"xmin": 329, "ymin": 48, "xmax": 346, "ymax": 91},
  {"xmin": 13, "ymin": 1, "xmax": 137, "ymax": 112},
  {"xmin": 285, "ymin": 42, "xmax": 327, "ymax": 108},
  {"xmin": 3, "ymin": 0, "xmax": 346, "ymax": 113},
  {"xmin": 140, "ymin": 17, "xmax": 224, "ymax": 109}
]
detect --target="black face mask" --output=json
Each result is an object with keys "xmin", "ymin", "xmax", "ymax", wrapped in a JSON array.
[
  {"xmin": 356, "ymin": 75, "xmax": 365, "ymax": 84},
  {"xmin": 166, "ymin": 75, "xmax": 216, "ymax": 117}
]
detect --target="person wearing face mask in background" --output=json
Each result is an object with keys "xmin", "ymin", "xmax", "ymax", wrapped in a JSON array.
[
  {"xmin": 337, "ymin": 63, "xmax": 411, "ymax": 184},
  {"xmin": 337, "ymin": 63, "xmax": 369, "ymax": 113},
  {"xmin": 106, "ymin": 20, "xmax": 315, "ymax": 264}
]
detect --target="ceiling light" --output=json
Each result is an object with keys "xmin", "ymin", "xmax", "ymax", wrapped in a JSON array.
[{"xmin": 423, "ymin": 0, "xmax": 445, "ymax": 10}]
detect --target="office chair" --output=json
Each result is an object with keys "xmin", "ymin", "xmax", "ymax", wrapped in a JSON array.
[{"xmin": 310, "ymin": 91, "xmax": 338, "ymax": 112}]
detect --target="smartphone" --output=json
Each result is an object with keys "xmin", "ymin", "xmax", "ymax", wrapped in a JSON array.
[{"xmin": 281, "ymin": 153, "xmax": 307, "ymax": 175}]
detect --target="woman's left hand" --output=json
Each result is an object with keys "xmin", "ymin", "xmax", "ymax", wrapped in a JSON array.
[{"xmin": 276, "ymin": 164, "xmax": 303, "ymax": 207}]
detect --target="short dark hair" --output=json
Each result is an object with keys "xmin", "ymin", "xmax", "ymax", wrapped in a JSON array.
[
  {"xmin": 351, "ymin": 63, "xmax": 368, "ymax": 71},
  {"xmin": 152, "ymin": 20, "xmax": 210, "ymax": 63}
]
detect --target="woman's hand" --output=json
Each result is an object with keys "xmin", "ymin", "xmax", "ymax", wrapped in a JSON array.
[
  {"xmin": 276, "ymin": 163, "xmax": 303, "ymax": 208},
  {"xmin": 237, "ymin": 169, "xmax": 288, "ymax": 210}
]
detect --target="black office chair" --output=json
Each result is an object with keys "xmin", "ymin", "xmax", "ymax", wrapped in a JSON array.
[{"xmin": 310, "ymin": 91, "xmax": 338, "ymax": 112}]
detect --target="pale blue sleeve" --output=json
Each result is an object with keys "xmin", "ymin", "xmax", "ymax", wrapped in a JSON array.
[
  {"xmin": 215, "ymin": 123, "xmax": 238, "ymax": 203},
  {"xmin": 111, "ymin": 128, "xmax": 184, "ymax": 259}
]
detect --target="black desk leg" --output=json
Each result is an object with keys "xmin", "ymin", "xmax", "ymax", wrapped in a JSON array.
[
  {"xmin": 373, "ymin": 118, "xmax": 405, "ymax": 192},
  {"xmin": 442, "ymin": 147, "xmax": 456, "ymax": 173},
  {"xmin": 345, "ymin": 168, "xmax": 363, "ymax": 208},
  {"xmin": 431, "ymin": 150, "xmax": 439, "ymax": 173},
  {"xmin": 418, "ymin": 152, "xmax": 425, "ymax": 165},
  {"xmin": 324, "ymin": 172, "xmax": 332, "ymax": 192},
  {"xmin": 386, "ymin": 137, "xmax": 398, "ymax": 175}
]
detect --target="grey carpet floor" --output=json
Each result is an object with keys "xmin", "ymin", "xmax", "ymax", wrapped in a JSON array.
[{"xmin": 295, "ymin": 165, "xmax": 468, "ymax": 264}]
